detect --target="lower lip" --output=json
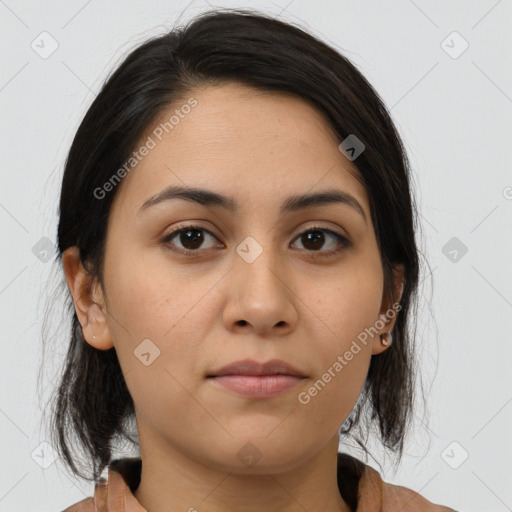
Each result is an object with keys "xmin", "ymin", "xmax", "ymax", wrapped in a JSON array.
[{"xmin": 207, "ymin": 375, "xmax": 305, "ymax": 399}]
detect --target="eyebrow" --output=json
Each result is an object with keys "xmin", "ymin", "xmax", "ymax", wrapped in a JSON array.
[{"xmin": 137, "ymin": 185, "xmax": 367, "ymax": 224}]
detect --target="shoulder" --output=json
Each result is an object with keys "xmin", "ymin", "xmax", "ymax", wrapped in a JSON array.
[
  {"xmin": 61, "ymin": 496, "xmax": 96, "ymax": 511},
  {"xmin": 337, "ymin": 452, "xmax": 457, "ymax": 512},
  {"xmin": 380, "ymin": 481, "xmax": 458, "ymax": 511}
]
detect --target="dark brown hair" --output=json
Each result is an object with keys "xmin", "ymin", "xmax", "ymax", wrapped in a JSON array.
[{"xmin": 41, "ymin": 7, "xmax": 426, "ymax": 487}]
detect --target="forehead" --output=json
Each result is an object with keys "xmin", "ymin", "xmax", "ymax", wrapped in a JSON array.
[{"xmin": 110, "ymin": 82, "xmax": 369, "ymax": 220}]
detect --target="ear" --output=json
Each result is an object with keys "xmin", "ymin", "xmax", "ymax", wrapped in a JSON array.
[
  {"xmin": 372, "ymin": 263, "xmax": 405, "ymax": 355},
  {"xmin": 62, "ymin": 246, "xmax": 114, "ymax": 350}
]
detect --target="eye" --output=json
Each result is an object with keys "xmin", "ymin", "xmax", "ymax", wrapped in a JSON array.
[
  {"xmin": 160, "ymin": 224, "xmax": 351, "ymax": 257},
  {"xmin": 290, "ymin": 226, "xmax": 351, "ymax": 257},
  {"xmin": 160, "ymin": 224, "xmax": 221, "ymax": 256}
]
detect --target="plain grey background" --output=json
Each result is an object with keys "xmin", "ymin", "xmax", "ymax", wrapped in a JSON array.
[{"xmin": 1, "ymin": 1, "xmax": 511, "ymax": 511}]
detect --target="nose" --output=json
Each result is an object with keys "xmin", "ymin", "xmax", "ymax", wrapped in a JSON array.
[{"xmin": 222, "ymin": 241, "xmax": 298, "ymax": 337}]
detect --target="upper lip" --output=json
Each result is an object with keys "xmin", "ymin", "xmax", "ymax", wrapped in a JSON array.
[{"xmin": 207, "ymin": 358, "xmax": 306, "ymax": 377}]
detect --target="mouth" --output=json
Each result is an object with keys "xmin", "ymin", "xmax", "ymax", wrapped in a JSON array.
[
  {"xmin": 207, "ymin": 374, "xmax": 306, "ymax": 399},
  {"xmin": 206, "ymin": 358, "xmax": 307, "ymax": 399}
]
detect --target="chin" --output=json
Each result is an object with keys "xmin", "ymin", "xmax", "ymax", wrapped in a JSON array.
[{"xmin": 197, "ymin": 435, "xmax": 317, "ymax": 475}]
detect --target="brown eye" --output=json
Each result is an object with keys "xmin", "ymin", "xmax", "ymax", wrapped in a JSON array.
[
  {"xmin": 160, "ymin": 224, "xmax": 350, "ymax": 258},
  {"xmin": 161, "ymin": 225, "xmax": 220, "ymax": 255},
  {"xmin": 291, "ymin": 227, "xmax": 351, "ymax": 256}
]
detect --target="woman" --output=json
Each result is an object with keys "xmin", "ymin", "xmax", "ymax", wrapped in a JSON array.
[{"xmin": 48, "ymin": 8, "xmax": 456, "ymax": 512}]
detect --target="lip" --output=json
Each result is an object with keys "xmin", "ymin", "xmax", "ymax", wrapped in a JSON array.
[
  {"xmin": 206, "ymin": 358, "xmax": 307, "ymax": 400},
  {"xmin": 208, "ymin": 374, "xmax": 305, "ymax": 399},
  {"xmin": 206, "ymin": 358, "xmax": 306, "ymax": 378}
]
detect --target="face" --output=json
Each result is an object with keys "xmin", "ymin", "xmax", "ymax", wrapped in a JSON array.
[{"xmin": 65, "ymin": 82, "xmax": 403, "ymax": 474}]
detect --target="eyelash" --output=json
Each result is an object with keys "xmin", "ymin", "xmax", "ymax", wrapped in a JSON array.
[{"xmin": 160, "ymin": 223, "xmax": 351, "ymax": 258}]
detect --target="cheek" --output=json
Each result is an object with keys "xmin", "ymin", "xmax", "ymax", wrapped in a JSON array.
[
  {"xmin": 104, "ymin": 243, "xmax": 220, "ymax": 340},
  {"xmin": 102, "ymin": 248, "xmax": 221, "ymax": 400},
  {"xmin": 309, "ymin": 264, "xmax": 383, "ymax": 348},
  {"xmin": 290, "ymin": 318, "xmax": 375, "ymax": 445},
  {"xmin": 299, "ymin": 263, "xmax": 383, "ymax": 412}
]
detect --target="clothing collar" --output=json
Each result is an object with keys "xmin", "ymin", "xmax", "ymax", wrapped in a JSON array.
[{"xmin": 109, "ymin": 451, "xmax": 364, "ymax": 511}]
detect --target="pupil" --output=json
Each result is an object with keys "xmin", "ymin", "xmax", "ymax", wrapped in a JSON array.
[
  {"xmin": 181, "ymin": 229, "xmax": 203, "ymax": 249},
  {"xmin": 303, "ymin": 230, "xmax": 323, "ymax": 250}
]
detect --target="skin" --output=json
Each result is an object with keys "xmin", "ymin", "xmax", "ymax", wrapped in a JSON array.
[
  {"xmin": 64, "ymin": 462, "xmax": 457, "ymax": 512},
  {"xmin": 63, "ymin": 82, "xmax": 406, "ymax": 512}
]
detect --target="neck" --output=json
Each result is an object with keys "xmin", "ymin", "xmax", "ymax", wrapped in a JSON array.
[{"xmin": 133, "ymin": 420, "xmax": 351, "ymax": 512}]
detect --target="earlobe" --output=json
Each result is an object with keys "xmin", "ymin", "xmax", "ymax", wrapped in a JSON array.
[
  {"xmin": 62, "ymin": 246, "xmax": 114, "ymax": 351},
  {"xmin": 372, "ymin": 263, "xmax": 405, "ymax": 356},
  {"xmin": 85, "ymin": 303, "xmax": 114, "ymax": 350},
  {"xmin": 371, "ymin": 332, "xmax": 393, "ymax": 356}
]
